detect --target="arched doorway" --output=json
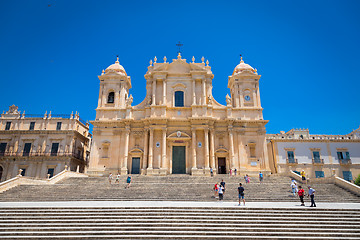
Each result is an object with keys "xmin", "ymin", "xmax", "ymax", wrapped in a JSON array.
[{"xmin": 215, "ymin": 147, "xmax": 229, "ymax": 175}]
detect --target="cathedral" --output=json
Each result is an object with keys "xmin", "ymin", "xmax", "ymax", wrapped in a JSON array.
[{"xmin": 88, "ymin": 53, "xmax": 271, "ymax": 176}]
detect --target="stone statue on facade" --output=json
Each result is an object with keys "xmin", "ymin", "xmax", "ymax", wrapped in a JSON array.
[
  {"xmin": 126, "ymin": 94, "xmax": 133, "ymax": 107},
  {"xmin": 226, "ymin": 94, "xmax": 231, "ymax": 105}
]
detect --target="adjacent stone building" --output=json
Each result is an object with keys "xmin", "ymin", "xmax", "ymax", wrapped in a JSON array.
[
  {"xmin": 0, "ymin": 105, "xmax": 91, "ymax": 181},
  {"xmin": 267, "ymin": 127, "xmax": 360, "ymax": 181},
  {"xmin": 89, "ymin": 54, "xmax": 271, "ymax": 176}
]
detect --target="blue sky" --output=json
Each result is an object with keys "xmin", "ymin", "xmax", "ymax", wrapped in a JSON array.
[{"xmin": 0, "ymin": 0, "xmax": 359, "ymax": 135}]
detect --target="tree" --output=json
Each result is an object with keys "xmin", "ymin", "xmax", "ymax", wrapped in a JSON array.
[{"xmin": 355, "ymin": 174, "xmax": 360, "ymax": 186}]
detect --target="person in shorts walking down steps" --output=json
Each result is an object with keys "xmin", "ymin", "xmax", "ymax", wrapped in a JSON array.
[
  {"xmin": 298, "ymin": 185, "xmax": 305, "ymax": 206},
  {"xmin": 238, "ymin": 183, "xmax": 245, "ymax": 206}
]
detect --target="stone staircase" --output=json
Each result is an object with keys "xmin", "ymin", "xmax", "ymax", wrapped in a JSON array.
[
  {"xmin": 0, "ymin": 206, "xmax": 359, "ymax": 239},
  {"xmin": 1, "ymin": 175, "xmax": 359, "ymax": 202}
]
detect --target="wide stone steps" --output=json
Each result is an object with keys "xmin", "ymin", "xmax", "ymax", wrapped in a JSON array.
[
  {"xmin": 0, "ymin": 207, "xmax": 359, "ymax": 239},
  {"xmin": 1, "ymin": 175, "xmax": 359, "ymax": 202}
]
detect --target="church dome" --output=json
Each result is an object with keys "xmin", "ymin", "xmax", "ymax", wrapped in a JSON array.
[
  {"xmin": 233, "ymin": 57, "xmax": 254, "ymax": 74},
  {"xmin": 105, "ymin": 57, "xmax": 126, "ymax": 74}
]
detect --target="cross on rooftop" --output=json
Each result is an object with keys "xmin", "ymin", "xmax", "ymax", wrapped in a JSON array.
[{"xmin": 176, "ymin": 41, "xmax": 183, "ymax": 53}]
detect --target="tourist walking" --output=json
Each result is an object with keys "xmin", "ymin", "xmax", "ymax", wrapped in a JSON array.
[
  {"xmin": 259, "ymin": 172, "xmax": 263, "ymax": 183},
  {"xmin": 213, "ymin": 182, "xmax": 219, "ymax": 198},
  {"xmin": 300, "ymin": 170, "xmax": 306, "ymax": 181},
  {"xmin": 234, "ymin": 169, "xmax": 237, "ymax": 176},
  {"xmin": 108, "ymin": 173, "xmax": 113, "ymax": 184},
  {"xmin": 229, "ymin": 169, "xmax": 232, "ymax": 176},
  {"xmin": 125, "ymin": 175, "xmax": 132, "ymax": 188},
  {"xmin": 308, "ymin": 186, "xmax": 316, "ymax": 207},
  {"xmin": 244, "ymin": 174, "xmax": 250, "ymax": 183},
  {"xmin": 238, "ymin": 183, "xmax": 245, "ymax": 206},
  {"xmin": 220, "ymin": 179, "xmax": 226, "ymax": 194},
  {"xmin": 298, "ymin": 185, "xmax": 305, "ymax": 206},
  {"xmin": 218, "ymin": 183, "xmax": 224, "ymax": 201},
  {"xmin": 115, "ymin": 173, "xmax": 120, "ymax": 184},
  {"xmin": 291, "ymin": 180, "xmax": 297, "ymax": 196},
  {"xmin": 210, "ymin": 167, "xmax": 213, "ymax": 177}
]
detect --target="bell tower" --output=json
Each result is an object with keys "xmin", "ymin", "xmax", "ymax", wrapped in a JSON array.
[
  {"xmin": 227, "ymin": 56, "xmax": 262, "ymax": 115},
  {"xmin": 96, "ymin": 57, "xmax": 132, "ymax": 120}
]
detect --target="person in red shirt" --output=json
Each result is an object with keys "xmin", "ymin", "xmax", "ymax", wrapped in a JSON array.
[{"xmin": 298, "ymin": 185, "xmax": 305, "ymax": 206}]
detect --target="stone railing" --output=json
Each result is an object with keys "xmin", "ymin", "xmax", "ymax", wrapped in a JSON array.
[
  {"xmin": 0, "ymin": 166, "xmax": 87, "ymax": 194},
  {"xmin": 334, "ymin": 176, "xmax": 360, "ymax": 196},
  {"xmin": 289, "ymin": 170, "xmax": 360, "ymax": 195}
]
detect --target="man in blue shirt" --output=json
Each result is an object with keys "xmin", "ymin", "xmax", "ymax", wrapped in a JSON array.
[{"xmin": 308, "ymin": 186, "xmax": 316, "ymax": 207}]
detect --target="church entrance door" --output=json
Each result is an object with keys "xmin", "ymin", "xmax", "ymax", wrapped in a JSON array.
[
  {"xmin": 172, "ymin": 146, "xmax": 186, "ymax": 174},
  {"xmin": 218, "ymin": 157, "xmax": 226, "ymax": 174},
  {"xmin": 131, "ymin": 157, "xmax": 140, "ymax": 174}
]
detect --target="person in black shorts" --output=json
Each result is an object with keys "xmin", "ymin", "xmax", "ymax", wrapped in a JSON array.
[{"xmin": 238, "ymin": 183, "xmax": 245, "ymax": 206}]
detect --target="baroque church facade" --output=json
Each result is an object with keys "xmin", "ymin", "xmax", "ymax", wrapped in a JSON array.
[{"xmin": 88, "ymin": 53, "xmax": 271, "ymax": 176}]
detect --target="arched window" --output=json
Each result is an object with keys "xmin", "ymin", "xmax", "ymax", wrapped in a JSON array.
[
  {"xmin": 107, "ymin": 92, "xmax": 114, "ymax": 103},
  {"xmin": 174, "ymin": 91, "xmax": 184, "ymax": 107}
]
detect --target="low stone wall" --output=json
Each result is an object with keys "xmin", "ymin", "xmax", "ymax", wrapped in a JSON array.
[
  {"xmin": 335, "ymin": 176, "xmax": 360, "ymax": 196},
  {"xmin": 0, "ymin": 170, "xmax": 88, "ymax": 194}
]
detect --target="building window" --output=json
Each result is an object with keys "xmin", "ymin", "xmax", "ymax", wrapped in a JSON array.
[
  {"xmin": 0, "ymin": 143, "xmax": 7, "ymax": 156},
  {"xmin": 287, "ymin": 151, "xmax": 295, "ymax": 163},
  {"xmin": 337, "ymin": 151, "xmax": 350, "ymax": 160},
  {"xmin": 174, "ymin": 91, "xmax": 184, "ymax": 107},
  {"xmin": 107, "ymin": 92, "xmax": 115, "ymax": 103},
  {"xmin": 313, "ymin": 151, "xmax": 320, "ymax": 160},
  {"xmin": 51, "ymin": 143, "xmax": 59, "ymax": 156},
  {"xmin": 5, "ymin": 122, "xmax": 11, "ymax": 130},
  {"xmin": 56, "ymin": 122, "xmax": 62, "ymax": 131},
  {"xmin": 47, "ymin": 168, "xmax": 55, "ymax": 178},
  {"xmin": 29, "ymin": 122, "xmax": 35, "ymax": 131},
  {"xmin": 315, "ymin": 171, "xmax": 324, "ymax": 178},
  {"xmin": 23, "ymin": 143, "xmax": 32, "ymax": 156}
]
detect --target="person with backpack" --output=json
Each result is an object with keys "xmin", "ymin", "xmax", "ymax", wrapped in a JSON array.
[
  {"xmin": 298, "ymin": 185, "xmax": 305, "ymax": 206},
  {"xmin": 218, "ymin": 183, "xmax": 224, "ymax": 201}
]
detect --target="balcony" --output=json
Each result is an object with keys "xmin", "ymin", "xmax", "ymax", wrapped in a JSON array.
[
  {"xmin": 0, "ymin": 151, "xmax": 86, "ymax": 161},
  {"xmin": 339, "ymin": 158, "xmax": 352, "ymax": 165},
  {"xmin": 312, "ymin": 158, "xmax": 324, "ymax": 165},
  {"xmin": 286, "ymin": 158, "xmax": 298, "ymax": 165}
]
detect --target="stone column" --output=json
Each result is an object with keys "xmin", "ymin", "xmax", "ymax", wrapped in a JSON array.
[
  {"xmin": 142, "ymin": 129, "xmax": 149, "ymax": 171},
  {"xmin": 121, "ymin": 126, "xmax": 130, "ymax": 174},
  {"xmin": 192, "ymin": 80, "xmax": 196, "ymax": 105},
  {"xmin": 257, "ymin": 87, "xmax": 261, "ymax": 107},
  {"xmin": 152, "ymin": 80, "xmax": 156, "ymax": 106},
  {"xmin": 98, "ymin": 84, "xmax": 103, "ymax": 107},
  {"xmin": 228, "ymin": 126, "xmax": 235, "ymax": 170},
  {"xmin": 148, "ymin": 128, "xmax": 154, "ymax": 170},
  {"xmin": 202, "ymin": 79, "xmax": 206, "ymax": 105},
  {"xmin": 240, "ymin": 89, "xmax": 244, "ymax": 107},
  {"xmin": 191, "ymin": 128, "xmax": 197, "ymax": 170},
  {"xmin": 210, "ymin": 128, "xmax": 215, "ymax": 170},
  {"xmin": 204, "ymin": 128, "xmax": 210, "ymax": 170},
  {"xmin": 162, "ymin": 80, "xmax": 166, "ymax": 105},
  {"xmin": 253, "ymin": 89, "xmax": 258, "ymax": 107},
  {"xmin": 119, "ymin": 84, "xmax": 126, "ymax": 108},
  {"xmin": 115, "ymin": 90, "xmax": 119, "ymax": 108},
  {"xmin": 161, "ymin": 128, "xmax": 167, "ymax": 174},
  {"xmin": 235, "ymin": 84, "xmax": 240, "ymax": 107}
]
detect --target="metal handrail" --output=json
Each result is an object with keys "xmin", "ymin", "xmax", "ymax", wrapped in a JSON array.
[
  {"xmin": 286, "ymin": 158, "xmax": 298, "ymax": 164},
  {"xmin": 312, "ymin": 158, "xmax": 324, "ymax": 164}
]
